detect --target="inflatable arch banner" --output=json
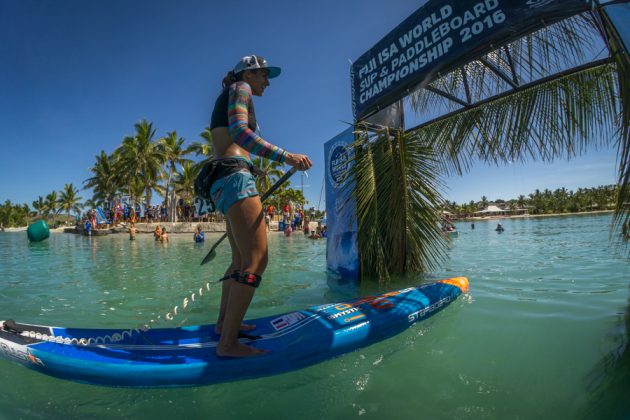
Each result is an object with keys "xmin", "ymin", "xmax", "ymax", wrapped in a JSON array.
[
  {"xmin": 603, "ymin": 2, "xmax": 630, "ymax": 52},
  {"xmin": 324, "ymin": 128, "xmax": 359, "ymax": 280},
  {"xmin": 350, "ymin": 0, "xmax": 602, "ymax": 120}
]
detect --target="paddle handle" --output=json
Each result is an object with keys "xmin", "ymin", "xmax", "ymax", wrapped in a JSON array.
[{"xmin": 260, "ymin": 167, "xmax": 297, "ymax": 202}]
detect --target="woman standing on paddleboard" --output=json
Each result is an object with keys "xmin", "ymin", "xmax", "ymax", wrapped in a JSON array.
[{"xmin": 208, "ymin": 55, "xmax": 311, "ymax": 357}]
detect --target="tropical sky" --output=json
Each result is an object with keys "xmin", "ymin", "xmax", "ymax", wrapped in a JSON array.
[{"xmin": 0, "ymin": 0, "xmax": 617, "ymax": 209}]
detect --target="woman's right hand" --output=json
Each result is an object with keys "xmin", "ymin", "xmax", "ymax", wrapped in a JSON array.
[{"xmin": 285, "ymin": 153, "xmax": 312, "ymax": 171}]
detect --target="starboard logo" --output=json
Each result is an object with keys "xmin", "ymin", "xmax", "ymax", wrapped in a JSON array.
[{"xmin": 0, "ymin": 341, "xmax": 45, "ymax": 366}]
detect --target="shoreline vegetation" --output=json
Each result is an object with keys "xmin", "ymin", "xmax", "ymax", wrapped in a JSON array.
[
  {"xmin": 460, "ymin": 209, "xmax": 613, "ymax": 221},
  {"xmin": 1, "ymin": 210, "xmax": 613, "ymax": 234},
  {"xmin": 0, "ymin": 184, "xmax": 617, "ymax": 230},
  {"xmin": 442, "ymin": 185, "xmax": 616, "ymax": 220}
]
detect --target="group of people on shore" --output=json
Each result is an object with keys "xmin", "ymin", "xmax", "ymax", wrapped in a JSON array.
[
  {"xmin": 80, "ymin": 200, "xmax": 222, "ymax": 231},
  {"xmin": 265, "ymin": 204, "xmax": 318, "ymax": 230}
]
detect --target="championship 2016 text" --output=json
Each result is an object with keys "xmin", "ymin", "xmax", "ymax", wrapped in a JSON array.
[{"xmin": 357, "ymin": 0, "xmax": 504, "ymax": 105}]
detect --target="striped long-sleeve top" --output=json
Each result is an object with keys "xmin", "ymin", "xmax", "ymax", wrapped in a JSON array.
[{"xmin": 228, "ymin": 81, "xmax": 287, "ymax": 163}]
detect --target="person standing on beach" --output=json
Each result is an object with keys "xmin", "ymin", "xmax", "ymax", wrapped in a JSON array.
[
  {"xmin": 206, "ymin": 54, "xmax": 311, "ymax": 357},
  {"xmin": 267, "ymin": 205, "xmax": 275, "ymax": 222},
  {"xmin": 283, "ymin": 203, "xmax": 290, "ymax": 223}
]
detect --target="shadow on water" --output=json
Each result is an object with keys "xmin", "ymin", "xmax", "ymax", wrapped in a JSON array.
[
  {"xmin": 27, "ymin": 239, "xmax": 50, "ymax": 254},
  {"xmin": 583, "ymin": 284, "xmax": 630, "ymax": 420}
]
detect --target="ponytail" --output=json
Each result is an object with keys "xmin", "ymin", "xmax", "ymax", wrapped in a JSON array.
[{"xmin": 222, "ymin": 70, "xmax": 238, "ymax": 89}]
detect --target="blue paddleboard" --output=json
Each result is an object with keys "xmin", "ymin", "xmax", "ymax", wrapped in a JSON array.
[{"xmin": 0, "ymin": 277, "xmax": 469, "ymax": 387}]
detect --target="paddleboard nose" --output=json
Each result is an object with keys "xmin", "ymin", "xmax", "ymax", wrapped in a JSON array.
[{"xmin": 439, "ymin": 277, "xmax": 469, "ymax": 294}]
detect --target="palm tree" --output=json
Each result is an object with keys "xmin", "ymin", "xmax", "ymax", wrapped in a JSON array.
[
  {"xmin": 32, "ymin": 196, "xmax": 45, "ymax": 216},
  {"xmin": 188, "ymin": 127, "xmax": 215, "ymax": 171},
  {"xmin": 172, "ymin": 162, "xmax": 200, "ymax": 207},
  {"xmin": 480, "ymin": 196, "xmax": 489, "ymax": 210},
  {"xmin": 84, "ymin": 151, "xmax": 119, "ymax": 206},
  {"xmin": 347, "ymin": 127, "xmax": 447, "ymax": 283},
  {"xmin": 407, "ymin": 14, "xmax": 628, "ymax": 225},
  {"xmin": 251, "ymin": 157, "xmax": 284, "ymax": 195},
  {"xmin": 58, "ymin": 183, "xmax": 83, "ymax": 222},
  {"xmin": 114, "ymin": 120, "xmax": 165, "ymax": 208},
  {"xmin": 83, "ymin": 198, "xmax": 97, "ymax": 212},
  {"xmin": 157, "ymin": 130, "xmax": 191, "ymax": 210},
  {"xmin": 0, "ymin": 201, "xmax": 30, "ymax": 227},
  {"xmin": 43, "ymin": 191, "xmax": 59, "ymax": 220}
]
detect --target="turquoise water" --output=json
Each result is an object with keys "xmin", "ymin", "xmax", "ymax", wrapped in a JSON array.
[{"xmin": 0, "ymin": 214, "xmax": 628, "ymax": 419}]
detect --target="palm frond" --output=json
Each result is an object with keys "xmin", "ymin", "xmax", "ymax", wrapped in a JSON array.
[
  {"xmin": 348, "ymin": 127, "xmax": 448, "ymax": 284},
  {"xmin": 599, "ymin": 9, "xmax": 630, "ymax": 240},
  {"xmin": 410, "ymin": 14, "xmax": 601, "ymax": 117},
  {"xmin": 415, "ymin": 62, "xmax": 618, "ymax": 176}
]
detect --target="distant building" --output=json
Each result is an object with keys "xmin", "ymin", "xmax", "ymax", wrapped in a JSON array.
[{"xmin": 474, "ymin": 205, "xmax": 528, "ymax": 217}]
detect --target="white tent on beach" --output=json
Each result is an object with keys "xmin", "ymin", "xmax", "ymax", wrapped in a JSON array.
[
  {"xmin": 474, "ymin": 205, "xmax": 510, "ymax": 216},
  {"xmin": 474, "ymin": 205, "xmax": 529, "ymax": 217}
]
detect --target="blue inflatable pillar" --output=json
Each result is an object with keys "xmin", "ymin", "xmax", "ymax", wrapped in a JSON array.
[{"xmin": 324, "ymin": 127, "xmax": 359, "ymax": 280}]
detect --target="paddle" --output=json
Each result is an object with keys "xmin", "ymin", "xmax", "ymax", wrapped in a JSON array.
[{"xmin": 200, "ymin": 167, "xmax": 298, "ymax": 266}]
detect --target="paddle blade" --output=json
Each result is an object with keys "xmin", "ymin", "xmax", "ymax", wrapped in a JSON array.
[
  {"xmin": 200, "ymin": 232, "xmax": 227, "ymax": 266},
  {"xmin": 200, "ymin": 249, "xmax": 217, "ymax": 266}
]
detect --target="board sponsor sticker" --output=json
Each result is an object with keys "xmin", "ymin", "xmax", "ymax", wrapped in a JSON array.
[{"xmin": 270, "ymin": 312, "xmax": 306, "ymax": 331}]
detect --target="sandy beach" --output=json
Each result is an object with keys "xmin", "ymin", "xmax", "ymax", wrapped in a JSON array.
[{"xmin": 48, "ymin": 220, "xmax": 321, "ymax": 235}]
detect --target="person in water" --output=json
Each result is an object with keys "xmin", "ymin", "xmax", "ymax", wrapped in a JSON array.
[
  {"xmin": 129, "ymin": 222, "xmax": 137, "ymax": 240},
  {"xmin": 208, "ymin": 54, "xmax": 312, "ymax": 357},
  {"xmin": 194, "ymin": 224, "xmax": 205, "ymax": 243},
  {"xmin": 160, "ymin": 227, "xmax": 169, "ymax": 242},
  {"xmin": 153, "ymin": 225, "xmax": 161, "ymax": 241}
]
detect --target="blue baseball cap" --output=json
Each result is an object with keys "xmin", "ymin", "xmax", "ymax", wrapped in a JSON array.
[{"xmin": 233, "ymin": 55, "xmax": 281, "ymax": 78}]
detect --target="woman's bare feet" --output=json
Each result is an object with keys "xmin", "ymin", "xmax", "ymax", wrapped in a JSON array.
[
  {"xmin": 214, "ymin": 323, "xmax": 256, "ymax": 335},
  {"xmin": 216, "ymin": 342, "xmax": 267, "ymax": 358}
]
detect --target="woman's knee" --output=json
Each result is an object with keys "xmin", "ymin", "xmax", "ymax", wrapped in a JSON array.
[{"xmin": 258, "ymin": 251, "xmax": 269, "ymax": 272}]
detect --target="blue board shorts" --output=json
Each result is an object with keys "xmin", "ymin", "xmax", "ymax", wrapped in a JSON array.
[{"xmin": 209, "ymin": 158, "xmax": 259, "ymax": 214}]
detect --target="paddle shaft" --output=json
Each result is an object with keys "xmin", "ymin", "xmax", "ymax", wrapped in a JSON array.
[{"xmin": 200, "ymin": 167, "xmax": 298, "ymax": 266}]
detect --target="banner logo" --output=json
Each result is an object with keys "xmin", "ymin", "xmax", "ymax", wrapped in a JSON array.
[{"xmin": 327, "ymin": 142, "xmax": 352, "ymax": 189}]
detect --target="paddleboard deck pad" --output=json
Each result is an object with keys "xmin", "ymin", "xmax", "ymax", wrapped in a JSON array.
[{"xmin": 0, "ymin": 277, "xmax": 468, "ymax": 387}]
